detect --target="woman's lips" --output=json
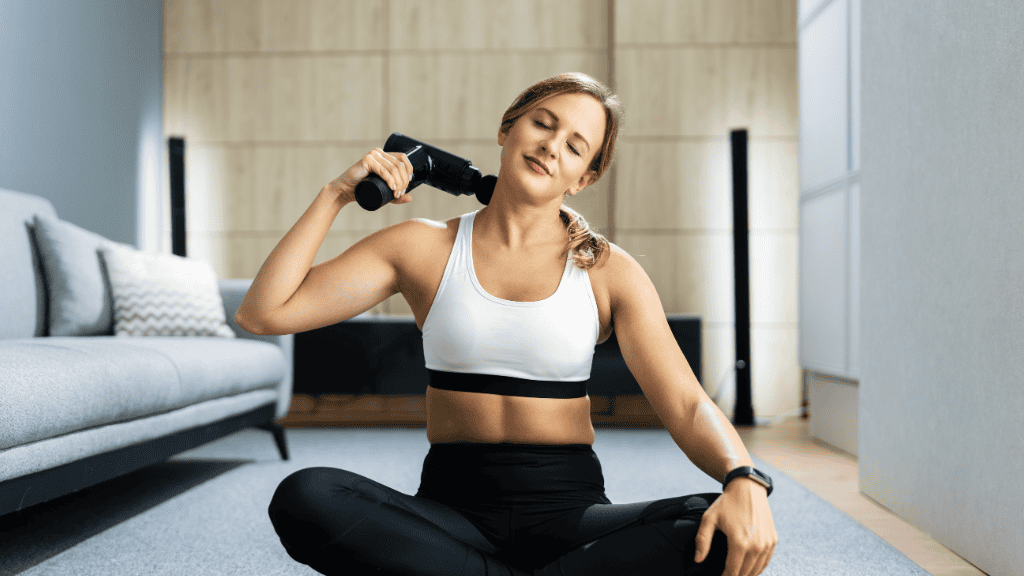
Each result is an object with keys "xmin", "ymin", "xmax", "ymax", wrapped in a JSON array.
[{"xmin": 525, "ymin": 156, "xmax": 548, "ymax": 175}]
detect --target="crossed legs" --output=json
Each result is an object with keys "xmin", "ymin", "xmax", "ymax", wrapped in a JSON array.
[{"xmin": 268, "ymin": 467, "xmax": 728, "ymax": 575}]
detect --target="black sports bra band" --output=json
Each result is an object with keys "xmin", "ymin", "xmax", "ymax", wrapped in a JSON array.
[{"xmin": 427, "ymin": 369, "xmax": 588, "ymax": 399}]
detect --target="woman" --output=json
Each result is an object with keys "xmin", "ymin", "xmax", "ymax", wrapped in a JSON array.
[{"xmin": 237, "ymin": 72, "xmax": 777, "ymax": 576}]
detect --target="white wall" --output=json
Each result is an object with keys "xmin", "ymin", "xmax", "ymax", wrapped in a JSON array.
[
  {"xmin": 0, "ymin": 0, "xmax": 164, "ymax": 250},
  {"xmin": 798, "ymin": 0, "xmax": 861, "ymax": 454},
  {"xmin": 861, "ymin": 1, "xmax": 1024, "ymax": 573}
]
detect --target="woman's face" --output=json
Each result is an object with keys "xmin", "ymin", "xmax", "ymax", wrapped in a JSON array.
[{"xmin": 498, "ymin": 91, "xmax": 606, "ymax": 200}]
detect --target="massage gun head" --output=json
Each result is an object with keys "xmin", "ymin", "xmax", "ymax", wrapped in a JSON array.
[{"xmin": 474, "ymin": 174, "xmax": 497, "ymax": 205}]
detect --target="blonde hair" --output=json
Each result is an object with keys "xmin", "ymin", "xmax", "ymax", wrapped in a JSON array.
[{"xmin": 499, "ymin": 72, "xmax": 624, "ymax": 270}]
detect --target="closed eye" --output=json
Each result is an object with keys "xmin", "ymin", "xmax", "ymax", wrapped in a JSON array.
[{"xmin": 534, "ymin": 121, "xmax": 580, "ymax": 156}]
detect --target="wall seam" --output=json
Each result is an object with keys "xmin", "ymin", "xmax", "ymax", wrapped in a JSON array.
[
  {"xmin": 607, "ymin": 0, "xmax": 616, "ymax": 244},
  {"xmin": 616, "ymin": 42, "xmax": 797, "ymax": 48},
  {"xmin": 163, "ymin": 48, "xmax": 607, "ymax": 57},
  {"xmin": 845, "ymin": 0, "xmax": 853, "ymax": 374}
]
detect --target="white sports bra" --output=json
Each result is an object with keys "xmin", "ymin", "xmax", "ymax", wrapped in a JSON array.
[{"xmin": 421, "ymin": 210, "xmax": 600, "ymax": 398}]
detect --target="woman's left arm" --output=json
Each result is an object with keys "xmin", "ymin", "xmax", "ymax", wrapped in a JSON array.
[{"xmin": 606, "ymin": 245, "xmax": 777, "ymax": 576}]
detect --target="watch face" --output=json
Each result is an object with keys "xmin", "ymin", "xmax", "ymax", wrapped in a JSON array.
[
  {"xmin": 727, "ymin": 467, "xmax": 773, "ymax": 495},
  {"xmin": 748, "ymin": 472, "xmax": 772, "ymax": 489}
]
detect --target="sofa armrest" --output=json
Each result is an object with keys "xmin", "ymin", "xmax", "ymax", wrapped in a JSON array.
[{"xmin": 219, "ymin": 279, "xmax": 294, "ymax": 420}]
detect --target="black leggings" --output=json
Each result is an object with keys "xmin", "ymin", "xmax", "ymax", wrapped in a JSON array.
[{"xmin": 268, "ymin": 442, "xmax": 729, "ymax": 575}]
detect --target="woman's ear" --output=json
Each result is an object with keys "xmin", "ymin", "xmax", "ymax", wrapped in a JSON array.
[{"xmin": 568, "ymin": 171, "xmax": 599, "ymax": 197}]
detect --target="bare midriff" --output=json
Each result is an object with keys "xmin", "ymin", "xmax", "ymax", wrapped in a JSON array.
[
  {"xmin": 398, "ymin": 214, "xmax": 615, "ymax": 446},
  {"xmin": 425, "ymin": 386, "xmax": 597, "ymax": 445}
]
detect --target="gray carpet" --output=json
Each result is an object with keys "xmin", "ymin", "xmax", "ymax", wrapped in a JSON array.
[{"xmin": 0, "ymin": 427, "xmax": 930, "ymax": 575}]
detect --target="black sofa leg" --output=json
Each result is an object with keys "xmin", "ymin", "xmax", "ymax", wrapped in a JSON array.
[{"xmin": 257, "ymin": 422, "xmax": 290, "ymax": 460}]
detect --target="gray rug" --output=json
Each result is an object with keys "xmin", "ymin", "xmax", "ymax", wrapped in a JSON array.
[{"xmin": 0, "ymin": 427, "xmax": 929, "ymax": 575}]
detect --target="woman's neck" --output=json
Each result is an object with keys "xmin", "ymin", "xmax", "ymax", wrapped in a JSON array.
[{"xmin": 476, "ymin": 202, "xmax": 565, "ymax": 252}]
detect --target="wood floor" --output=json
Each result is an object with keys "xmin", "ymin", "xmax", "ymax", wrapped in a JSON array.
[{"xmin": 280, "ymin": 395, "xmax": 987, "ymax": 575}]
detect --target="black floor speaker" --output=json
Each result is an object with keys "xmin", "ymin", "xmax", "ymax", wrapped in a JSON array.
[
  {"xmin": 169, "ymin": 136, "xmax": 186, "ymax": 257},
  {"xmin": 731, "ymin": 129, "xmax": 755, "ymax": 426}
]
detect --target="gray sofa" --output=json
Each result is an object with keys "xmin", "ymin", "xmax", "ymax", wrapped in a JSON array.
[{"xmin": 0, "ymin": 187, "xmax": 293, "ymax": 518}]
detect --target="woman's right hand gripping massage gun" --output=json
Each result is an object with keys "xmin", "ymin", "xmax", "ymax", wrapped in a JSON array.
[{"xmin": 354, "ymin": 132, "xmax": 498, "ymax": 211}]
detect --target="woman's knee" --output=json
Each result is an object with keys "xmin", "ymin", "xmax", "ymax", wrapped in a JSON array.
[
  {"xmin": 272, "ymin": 466, "xmax": 368, "ymax": 506},
  {"xmin": 267, "ymin": 467, "xmax": 365, "ymax": 547},
  {"xmin": 652, "ymin": 512, "xmax": 728, "ymax": 575},
  {"xmin": 647, "ymin": 518, "xmax": 729, "ymax": 569}
]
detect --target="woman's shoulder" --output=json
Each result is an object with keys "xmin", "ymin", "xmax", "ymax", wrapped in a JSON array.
[
  {"xmin": 406, "ymin": 216, "xmax": 457, "ymax": 232},
  {"xmin": 582, "ymin": 238, "xmax": 626, "ymax": 274},
  {"xmin": 388, "ymin": 217, "xmax": 460, "ymax": 262},
  {"xmin": 393, "ymin": 216, "xmax": 457, "ymax": 240},
  {"xmin": 589, "ymin": 241, "xmax": 642, "ymax": 302}
]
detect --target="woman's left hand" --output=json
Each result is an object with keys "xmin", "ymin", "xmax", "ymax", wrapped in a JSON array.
[{"xmin": 693, "ymin": 478, "xmax": 777, "ymax": 576}]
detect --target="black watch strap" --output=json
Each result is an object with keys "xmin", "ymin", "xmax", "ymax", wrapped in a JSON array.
[{"xmin": 723, "ymin": 466, "xmax": 773, "ymax": 497}]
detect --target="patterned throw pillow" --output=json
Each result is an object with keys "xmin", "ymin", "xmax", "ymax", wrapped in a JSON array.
[{"xmin": 98, "ymin": 244, "xmax": 236, "ymax": 338}]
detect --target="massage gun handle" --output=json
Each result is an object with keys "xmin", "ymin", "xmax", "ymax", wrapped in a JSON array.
[
  {"xmin": 354, "ymin": 138, "xmax": 432, "ymax": 211},
  {"xmin": 354, "ymin": 172, "xmax": 428, "ymax": 211}
]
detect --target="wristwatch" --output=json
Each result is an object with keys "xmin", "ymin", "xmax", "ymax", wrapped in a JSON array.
[{"xmin": 723, "ymin": 466, "xmax": 773, "ymax": 497}]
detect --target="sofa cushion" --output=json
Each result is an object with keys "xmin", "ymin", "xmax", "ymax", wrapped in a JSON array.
[
  {"xmin": 0, "ymin": 389, "xmax": 277, "ymax": 483},
  {"xmin": 98, "ymin": 244, "xmax": 236, "ymax": 338},
  {"xmin": 31, "ymin": 214, "xmax": 136, "ymax": 337},
  {"xmin": 0, "ymin": 188, "xmax": 58, "ymax": 339},
  {"xmin": 0, "ymin": 336, "xmax": 286, "ymax": 451}
]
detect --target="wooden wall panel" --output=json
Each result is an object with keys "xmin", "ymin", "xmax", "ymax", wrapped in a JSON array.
[
  {"xmin": 615, "ymin": 47, "xmax": 798, "ymax": 138},
  {"xmin": 615, "ymin": 140, "xmax": 733, "ymax": 230},
  {"xmin": 164, "ymin": 0, "xmax": 263, "ymax": 53},
  {"xmin": 165, "ymin": 55, "xmax": 384, "ymax": 142},
  {"xmin": 164, "ymin": 0, "xmax": 386, "ymax": 53},
  {"xmin": 258, "ymin": 0, "xmax": 386, "ymax": 52},
  {"xmin": 702, "ymin": 325, "xmax": 737, "ymax": 400},
  {"xmin": 614, "ymin": 140, "xmax": 797, "ymax": 231},
  {"xmin": 748, "ymin": 140, "xmax": 800, "ymax": 231},
  {"xmin": 751, "ymin": 326, "xmax": 801, "ymax": 416},
  {"xmin": 184, "ymin": 144, "xmax": 393, "ymax": 234},
  {"xmin": 616, "ymin": 0, "xmax": 797, "ymax": 44},
  {"xmin": 749, "ymin": 234, "xmax": 800, "ymax": 324},
  {"xmin": 387, "ymin": 53, "xmax": 606, "ymax": 141},
  {"xmin": 612, "ymin": 232, "xmax": 735, "ymax": 323},
  {"xmin": 389, "ymin": 0, "xmax": 606, "ymax": 50}
]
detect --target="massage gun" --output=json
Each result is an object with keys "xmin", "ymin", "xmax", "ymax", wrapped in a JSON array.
[{"xmin": 354, "ymin": 132, "xmax": 498, "ymax": 211}]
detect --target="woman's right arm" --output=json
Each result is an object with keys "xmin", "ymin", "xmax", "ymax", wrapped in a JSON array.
[{"xmin": 234, "ymin": 148, "xmax": 414, "ymax": 335}]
